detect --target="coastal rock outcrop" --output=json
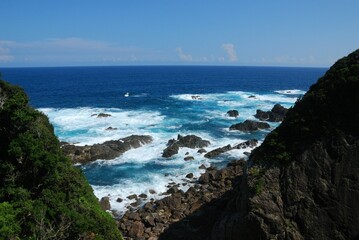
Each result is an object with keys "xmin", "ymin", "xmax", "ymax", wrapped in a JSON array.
[
  {"xmin": 229, "ymin": 119, "xmax": 270, "ymax": 132},
  {"xmin": 62, "ymin": 135, "xmax": 153, "ymax": 164},
  {"xmin": 158, "ymin": 50, "xmax": 359, "ymax": 240},
  {"xmin": 118, "ymin": 160, "xmax": 246, "ymax": 239},
  {"xmin": 162, "ymin": 135, "xmax": 210, "ymax": 158},
  {"xmin": 254, "ymin": 103, "xmax": 288, "ymax": 122},
  {"xmin": 204, "ymin": 139, "xmax": 258, "ymax": 159}
]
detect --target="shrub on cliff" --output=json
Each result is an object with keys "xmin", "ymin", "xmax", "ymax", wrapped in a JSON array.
[{"xmin": 0, "ymin": 80, "xmax": 122, "ymax": 239}]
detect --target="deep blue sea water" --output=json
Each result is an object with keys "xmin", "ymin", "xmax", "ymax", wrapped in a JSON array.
[{"xmin": 1, "ymin": 66, "xmax": 327, "ymax": 214}]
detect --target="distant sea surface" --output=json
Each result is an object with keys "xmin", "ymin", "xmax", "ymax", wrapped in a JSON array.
[{"xmin": 1, "ymin": 66, "xmax": 326, "ymax": 214}]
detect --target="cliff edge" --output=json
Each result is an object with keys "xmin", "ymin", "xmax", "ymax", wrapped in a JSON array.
[{"xmin": 161, "ymin": 50, "xmax": 359, "ymax": 240}]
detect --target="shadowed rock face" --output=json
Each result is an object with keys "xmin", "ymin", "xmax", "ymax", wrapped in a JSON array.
[
  {"xmin": 61, "ymin": 135, "xmax": 153, "ymax": 164},
  {"xmin": 254, "ymin": 104, "xmax": 288, "ymax": 122},
  {"xmin": 155, "ymin": 50, "xmax": 359, "ymax": 240},
  {"xmin": 229, "ymin": 120, "xmax": 270, "ymax": 132},
  {"xmin": 162, "ymin": 135, "xmax": 210, "ymax": 158}
]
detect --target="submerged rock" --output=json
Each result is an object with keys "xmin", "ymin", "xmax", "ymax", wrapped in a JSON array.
[
  {"xmin": 229, "ymin": 120, "xmax": 270, "ymax": 132},
  {"xmin": 62, "ymin": 135, "xmax": 153, "ymax": 164},
  {"xmin": 97, "ymin": 113, "xmax": 112, "ymax": 118}
]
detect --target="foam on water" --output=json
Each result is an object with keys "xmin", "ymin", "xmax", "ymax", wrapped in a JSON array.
[{"xmin": 41, "ymin": 90, "xmax": 298, "ymax": 214}]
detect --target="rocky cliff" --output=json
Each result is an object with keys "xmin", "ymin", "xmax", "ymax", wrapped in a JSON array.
[{"xmin": 161, "ymin": 50, "xmax": 359, "ymax": 240}]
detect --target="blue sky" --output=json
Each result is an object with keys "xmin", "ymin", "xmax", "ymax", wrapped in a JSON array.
[{"xmin": 1, "ymin": 1, "xmax": 358, "ymax": 67}]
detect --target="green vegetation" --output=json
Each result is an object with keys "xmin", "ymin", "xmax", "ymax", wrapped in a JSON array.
[
  {"xmin": 252, "ymin": 49, "xmax": 359, "ymax": 167},
  {"xmin": 0, "ymin": 79, "xmax": 122, "ymax": 239}
]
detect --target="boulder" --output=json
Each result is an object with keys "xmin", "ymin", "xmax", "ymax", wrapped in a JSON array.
[
  {"xmin": 229, "ymin": 120, "xmax": 270, "ymax": 132},
  {"xmin": 197, "ymin": 148, "xmax": 207, "ymax": 154},
  {"xmin": 227, "ymin": 110, "xmax": 239, "ymax": 118},
  {"xmin": 186, "ymin": 173, "xmax": 194, "ymax": 178},
  {"xmin": 162, "ymin": 135, "xmax": 210, "ymax": 158},
  {"xmin": 99, "ymin": 197, "xmax": 111, "ymax": 211},
  {"xmin": 184, "ymin": 156, "xmax": 194, "ymax": 161}
]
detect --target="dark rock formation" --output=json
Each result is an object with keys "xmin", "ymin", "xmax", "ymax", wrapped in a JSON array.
[
  {"xmin": 105, "ymin": 126, "xmax": 118, "ymax": 130},
  {"xmin": 97, "ymin": 113, "xmax": 111, "ymax": 118},
  {"xmin": 229, "ymin": 119, "xmax": 270, "ymax": 132},
  {"xmin": 162, "ymin": 135, "xmax": 210, "ymax": 158},
  {"xmin": 204, "ymin": 139, "xmax": 258, "ymax": 159},
  {"xmin": 158, "ymin": 50, "xmax": 359, "ymax": 240},
  {"xmin": 226, "ymin": 110, "xmax": 239, "ymax": 118},
  {"xmin": 254, "ymin": 103, "xmax": 288, "ymax": 122},
  {"xmin": 118, "ymin": 160, "xmax": 246, "ymax": 239},
  {"xmin": 62, "ymin": 135, "xmax": 153, "ymax": 164}
]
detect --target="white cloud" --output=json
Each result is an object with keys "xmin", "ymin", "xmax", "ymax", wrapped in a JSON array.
[
  {"xmin": 176, "ymin": 47, "xmax": 193, "ymax": 62},
  {"xmin": 0, "ymin": 46, "xmax": 14, "ymax": 62},
  {"xmin": 221, "ymin": 43, "xmax": 238, "ymax": 62},
  {"xmin": 0, "ymin": 38, "xmax": 164, "ymax": 65}
]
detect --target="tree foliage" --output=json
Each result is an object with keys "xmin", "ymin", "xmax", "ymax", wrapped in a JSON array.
[{"xmin": 0, "ymin": 80, "xmax": 122, "ymax": 239}]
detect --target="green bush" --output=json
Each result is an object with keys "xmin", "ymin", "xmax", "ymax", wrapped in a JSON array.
[{"xmin": 0, "ymin": 79, "xmax": 122, "ymax": 239}]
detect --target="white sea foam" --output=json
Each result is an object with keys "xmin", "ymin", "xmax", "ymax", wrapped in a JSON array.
[
  {"xmin": 39, "ymin": 107, "xmax": 164, "ymax": 146},
  {"xmin": 42, "ymin": 89, "xmax": 299, "ymax": 214},
  {"xmin": 274, "ymin": 89, "xmax": 306, "ymax": 95}
]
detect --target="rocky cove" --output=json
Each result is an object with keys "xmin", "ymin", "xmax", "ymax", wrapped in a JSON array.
[{"xmin": 58, "ymin": 50, "xmax": 359, "ymax": 240}]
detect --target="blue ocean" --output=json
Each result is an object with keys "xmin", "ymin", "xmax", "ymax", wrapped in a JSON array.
[{"xmin": 1, "ymin": 66, "xmax": 326, "ymax": 214}]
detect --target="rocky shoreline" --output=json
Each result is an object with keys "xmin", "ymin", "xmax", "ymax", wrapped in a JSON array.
[{"xmin": 117, "ymin": 160, "xmax": 246, "ymax": 239}]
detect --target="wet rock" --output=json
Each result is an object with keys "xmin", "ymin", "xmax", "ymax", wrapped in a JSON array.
[
  {"xmin": 227, "ymin": 110, "xmax": 239, "ymax": 118},
  {"xmin": 127, "ymin": 194, "xmax": 138, "ymax": 200},
  {"xmin": 149, "ymin": 189, "xmax": 156, "ymax": 194},
  {"xmin": 162, "ymin": 135, "xmax": 210, "ymax": 158},
  {"xmin": 186, "ymin": 173, "xmax": 194, "ymax": 178},
  {"xmin": 97, "ymin": 113, "xmax": 111, "ymax": 118},
  {"xmin": 184, "ymin": 156, "xmax": 194, "ymax": 161},
  {"xmin": 197, "ymin": 148, "xmax": 207, "ymax": 154},
  {"xmin": 116, "ymin": 197, "xmax": 123, "ymax": 203},
  {"xmin": 204, "ymin": 140, "xmax": 258, "ymax": 159},
  {"xmin": 229, "ymin": 120, "xmax": 270, "ymax": 132},
  {"xmin": 254, "ymin": 104, "xmax": 288, "ymax": 122},
  {"xmin": 199, "ymin": 164, "xmax": 207, "ymax": 169},
  {"xmin": 62, "ymin": 135, "xmax": 153, "ymax": 164},
  {"xmin": 204, "ymin": 144, "xmax": 232, "ymax": 159},
  {"xmin": 139, "ymin": 193, "xmax": 148, "ymax": 199},
  {"xmin": 105, "ymin": 126, "xmax": 117, "ymax": 131}
]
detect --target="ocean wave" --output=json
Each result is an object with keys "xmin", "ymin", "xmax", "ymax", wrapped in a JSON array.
[{"xmin": 39, "ymin": 107, "xmax": 164, "ymax": 146}]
